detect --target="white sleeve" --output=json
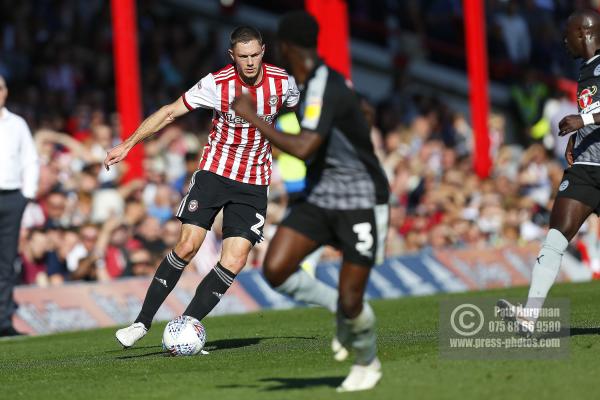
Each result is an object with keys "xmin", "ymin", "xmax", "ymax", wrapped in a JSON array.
[
  {"xmin": 284, "ymin": 75, "xmax": 300, "ymax": 108},
  {"xmin": 66, "ymin": 244, "xmax": 88, "ymax": 272},
  {"xmin": 19, "ymin": 119, "xmax": 40, "ymax": 199},
  {"xmin": 182, "ymin": 74, "xmax": 217, "ymax": 110}
]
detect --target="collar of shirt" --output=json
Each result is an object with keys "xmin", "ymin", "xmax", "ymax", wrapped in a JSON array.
[
  {"xmin": 586, "ymin": 54, "xmax": 600, "ymax": 65},
  {"xmin": 298, "ymin": 58, "xmax": 325, "ymax": 91}
]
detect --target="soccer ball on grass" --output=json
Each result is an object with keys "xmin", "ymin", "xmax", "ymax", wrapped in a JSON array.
[{"xmin": 162, "ymin": 315, "xmax": 206, "ymax": 356}]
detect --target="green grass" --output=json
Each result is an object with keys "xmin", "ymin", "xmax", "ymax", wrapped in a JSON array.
[{"xmin": 2, "ymin": 281, "xmax": 600, "ymax": 399}]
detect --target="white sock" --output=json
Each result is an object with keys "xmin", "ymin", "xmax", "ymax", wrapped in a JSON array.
[
  {"xmin": 525, "ymin": 229, "xmax": 568, "ymax": 319},
  {"xmin": 340, "ymin": 303, "xmax": 377, "ymax": 365},
  {"xmin": 275, "ymin": 268, "xmax": 338, "ymax": 313}
]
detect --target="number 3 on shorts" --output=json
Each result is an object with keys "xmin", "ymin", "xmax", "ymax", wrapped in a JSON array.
[
  {"xmin": 353, "ymin": 222, "xmax": 373, "ymax": 257},
  {"xmin": 251, "ymin": 213, "xmax": 265, "ymax": 236}
]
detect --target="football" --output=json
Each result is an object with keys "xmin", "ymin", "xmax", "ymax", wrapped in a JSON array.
[{"xmin": 162, "ymin": 316, "xmax": 206, "ymax": 356}]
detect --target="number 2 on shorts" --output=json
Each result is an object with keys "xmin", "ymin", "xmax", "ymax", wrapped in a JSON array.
[{"xmin": 251, "ymin": 213, "xmax": 265, "ymax": 236}]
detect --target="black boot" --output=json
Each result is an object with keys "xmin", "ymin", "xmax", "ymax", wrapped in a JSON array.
[{"xmin": 0, "ymin": 326, "xmax": 26, "ymax": 337}]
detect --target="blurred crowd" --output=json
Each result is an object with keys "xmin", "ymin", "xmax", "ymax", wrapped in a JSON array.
[
  {"xmin": 345, "ymin": 0, "xmax": 585, "ymax": 80},
  {"xmin": 1, "ymin": 0, "xmax": 597, "ymax": 287}
]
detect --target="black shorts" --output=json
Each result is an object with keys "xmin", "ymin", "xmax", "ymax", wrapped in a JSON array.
[
  {"xmin": 280, "ymin": 201, "xmax": 389, "ymax": 267},
  {"xmin": 556, "ymin": 164, "xmax": 600, "ymax": 214},
  {"xmin": 176, "ymin": 170, "xmax": 267, "ymax": 245}
]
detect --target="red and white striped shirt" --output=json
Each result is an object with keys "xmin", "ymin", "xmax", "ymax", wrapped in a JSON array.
[{"xmin": 182, "ymin": 63, "xmax": 300, "ymax": 185}]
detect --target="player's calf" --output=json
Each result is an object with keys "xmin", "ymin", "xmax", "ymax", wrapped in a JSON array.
[
  {"xmin": 134, "ymin": 250, "xmax": 189, "ymax": 329},
  {"xmin": 336, "ymin": 303, "xmax": 381, "ymax": 392},
  {"xmin": 337, "ymin": 302, "xmax": 378, "ymax": 365}
]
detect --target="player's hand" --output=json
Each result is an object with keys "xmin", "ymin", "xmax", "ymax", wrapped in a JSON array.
[
  {"xmin": 558, "ymin": 114, "xmax": 584, "ymax": 136},
  {"xmin": 104, "ymin": 142, "xmax": 132, "ymax": 170},
  {"xmin": 231, "ymin": 94, "xmax": 255, "ymax": 121},
  {"xmin": 565, "ymin": 134, "xmax": 575, "ymax": 167}
]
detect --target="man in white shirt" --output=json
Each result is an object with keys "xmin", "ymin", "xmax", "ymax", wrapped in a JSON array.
[{"xmin": 0, "ymin": 74, "xmax": 40, "ymax": 337}]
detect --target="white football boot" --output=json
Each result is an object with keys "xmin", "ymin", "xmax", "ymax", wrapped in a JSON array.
[
  {"xmin": 337, "ymin": 357, "xmax": 382, "ymax": 392},
  {"xmin": 331, "ymin": 337, "xmax": 349, "ymax": 361},
  {"xmin": 496, "ymin": 299, "xmax": 534, "ymax": 338},
  {"xmin": 115, "ymin": 322, "xmax": 148, "ymax": 348}
]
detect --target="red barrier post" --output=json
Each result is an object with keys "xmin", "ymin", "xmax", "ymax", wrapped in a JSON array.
[
  {"xmin": 305, "ymin": 0, "xmax": 351, "ymax": 80},
  {"xmin": 111, "ymin": 0, "xmax": 144, "ymax": 181},
  {"xmin": 463, "ymin": 0, "xmax": 492, "ymax": 178}
]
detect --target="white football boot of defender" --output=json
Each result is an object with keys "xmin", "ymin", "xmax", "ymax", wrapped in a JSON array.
[
  {"xmin": 496, "ymin": 299, "xmax": 534, "ymax": 338},
  {"xmin": 115, "ymin": 322, "xmax": 148, "ymax": 348},
  {"xmin": 337, "ymin": 357, "xmax": 382, "ymax": 392},
  {"xmin": 331, "ymin": 337, "xmax": 349, "ymax": 361}
]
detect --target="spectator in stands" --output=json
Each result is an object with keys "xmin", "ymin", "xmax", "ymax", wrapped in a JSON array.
[
  {"xmin": 3, "ymin": 0, "xmax": 595, "ymax": 289},
  {"xmin": 20, "ymin": 228, "xmax": 49, "ymax": 286},
  {"xmin": 495, "ymin": 0, "xmax": 532, "ymax": 65}
]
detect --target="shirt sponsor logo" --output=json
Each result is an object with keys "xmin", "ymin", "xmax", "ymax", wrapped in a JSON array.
[
  {"xmin": 302, "ymin": 99, "xmax": 322, "ymax": 128},
  {"xmin": 578, "ymin": 86, "xmax": 597, "ymax": 110},
  {"xmin": 582, "ymin": 101, "xmax": 600, "ymax": 115},
  {"xmin": 224, "ymin": 112, "xmax": 276, "ymax": 125}
]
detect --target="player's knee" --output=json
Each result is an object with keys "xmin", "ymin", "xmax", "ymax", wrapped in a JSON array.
[
  {"xmin": 220, "ymin": 251, "xmax": 248, "ymax": 272},
  {"xmin": 174, "ymin": 238, "xmax": 200, "ymax": 261},
  {"xmin": 548, "ymin": 224, "xmax": 575, "ymax": 243},
  {"xmin": 338, "ymin": 288, "xmax": 364, "ymax": 318},
  {"xmin": 263, "ymin": 255, "xmax": 287, "ymax": 287}
]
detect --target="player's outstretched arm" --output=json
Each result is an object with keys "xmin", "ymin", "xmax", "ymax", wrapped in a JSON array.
[
  {"xmin": 104, "ymin": 97, "xmax": 190, "ymax": 170},
  {"xmin": 232, "ymin": 94, "xmax": 322, "ymax": 160},
  {"xmin": 558, "ymin": 113, "xmax": 600, "ymax": 136}
]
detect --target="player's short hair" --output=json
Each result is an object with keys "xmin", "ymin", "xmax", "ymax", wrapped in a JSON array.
[
  {"xmin": 230, "ymin": 26, "xmax": 263, "ymax": 48},
  {"xmin": 277, "ymin": 11, "xmax": 319, "ymax": 49}
]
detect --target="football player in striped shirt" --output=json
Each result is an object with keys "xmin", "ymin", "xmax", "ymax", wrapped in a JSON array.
[{"xmin": 105, "ymin": 26, "xmax": 300, "ymax": 348}]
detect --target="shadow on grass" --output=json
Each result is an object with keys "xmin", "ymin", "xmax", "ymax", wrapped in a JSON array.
[
  {"xmin": 537, "ymin": 326, "xmax": 600, "ymax": 339},
  {"xmin": 105, "ymin": 345, "xmax": 162, "ymax": 354},
  {"xmin": 259, "ymin": 376, "xmax": 344, "ymax": 391},
  {"xmin": 114, "ymin": 336, "xmax": 317, "ymax": 359},
  {"xmin": 204, "ymin": 335, "xmax": 316, "ymax": 352},
  {"xmin": 116, "ymin": 350, "xmax": 166, "ymax": 359}
]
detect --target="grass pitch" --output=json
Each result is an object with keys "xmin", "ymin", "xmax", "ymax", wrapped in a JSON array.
[{"xmin": 2, "ymin": 281, "xmax": 600, "ymax": 400}]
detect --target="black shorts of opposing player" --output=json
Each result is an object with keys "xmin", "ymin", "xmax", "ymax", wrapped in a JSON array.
[
  {"xmin": 281, "ymin": 201, "xmax": 389, "ymax": 268},
  {"xmin": 176, "ymin": 170, "xmax": 267, "ymax": 245},
  {"xmin": 556, "ymin": 164, "xmax": 600, "ymax": 214}
]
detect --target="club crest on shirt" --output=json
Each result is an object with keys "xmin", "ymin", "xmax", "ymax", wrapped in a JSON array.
[
  {"xmin": 594, "ymin": 64, "xmax": 600, "ymax": 77},
  {"xmin": 578, "ymin": 86, "xmax": 597, "ymax": 109},
  {"xmin": 268, "ymin": 95, "xmax": 279, "ymax": 106},
  {"xmin": 188, "ymin": 200, "xmax": 198, "ymax": 212}
]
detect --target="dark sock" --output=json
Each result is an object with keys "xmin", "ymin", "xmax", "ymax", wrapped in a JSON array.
[
  {"xmin": 183, "ymin": 262, "xmax": 236, "ymax": 321},
  {"xmin": 135, "ymin": 250, "xmax": 187, "ymax": 329}
]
